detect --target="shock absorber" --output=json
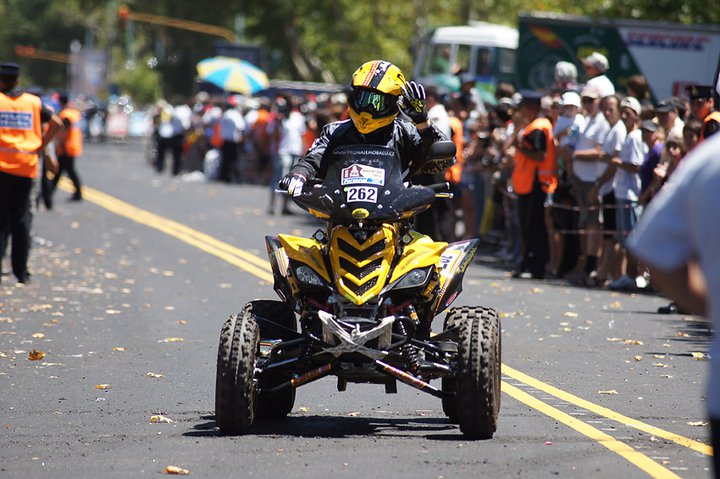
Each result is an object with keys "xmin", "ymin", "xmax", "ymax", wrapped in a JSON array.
[{"xmin": 396, "ymin": 310, "xmax": 421, "ymax": 374}]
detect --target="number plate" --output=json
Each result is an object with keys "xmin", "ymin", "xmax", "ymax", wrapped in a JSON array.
[{"xmin": 346, "ymin": 186, "xmax": 378, "ymax": 203}]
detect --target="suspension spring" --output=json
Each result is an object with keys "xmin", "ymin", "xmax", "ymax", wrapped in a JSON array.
[{"xmin": 396, "ymin": 318, "xmax": 421, "ymax": 374}]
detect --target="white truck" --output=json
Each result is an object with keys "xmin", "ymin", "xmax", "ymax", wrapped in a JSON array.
[{"xmin": 413, "ymin": 13, "xmax": 720, "ymax": 102}]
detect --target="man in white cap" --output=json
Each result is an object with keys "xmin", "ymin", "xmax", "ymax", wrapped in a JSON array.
[
  {"xmin": 554, "ymin": 61, "xmax": 579, "ymax": 92},
  {"xmin": 582, "ymin": 52, "xmax": 615, "ymax": 98},
  {"xmin": 564, "ymin": 85, "xmax": 609, "ymax": 284}
]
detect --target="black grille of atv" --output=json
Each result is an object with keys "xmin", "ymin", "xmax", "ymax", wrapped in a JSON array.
[
  {"xmin": 337, "ymin": 238, "xmax": 387, "ymax": 260},
  {"xmin": 339, "ymin": 256, "xmax": 383, "ymax": 279},
  {"xmin": 345, "ymin": 277, "xmax": 379, "ymax": 296}
]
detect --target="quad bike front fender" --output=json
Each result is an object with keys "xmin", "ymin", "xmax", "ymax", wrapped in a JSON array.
[{"xmin": 431, "ymin": 239, "xmax": 479, "ymax": 316}]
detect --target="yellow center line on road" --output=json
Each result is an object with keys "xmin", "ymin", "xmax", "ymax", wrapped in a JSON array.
[
  {"xmin": 59, "ymin": 181, "xmax": 274, "ymax": 283},
  {"xmin": 63, "ymin": 180, "xmax": 711, "ymax": 474},
  {"xmin": 502, "ymin": 381, "xmax": 682, "ymax": 479},
  {"xmin": 503, "ymin": 364, "xmax": 712, "ymax": 457}
]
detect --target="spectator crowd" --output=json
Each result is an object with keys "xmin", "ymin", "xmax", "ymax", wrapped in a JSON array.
[{"xmin": 147, "ymin": 53, "xmax": 720, "ymax": 298}]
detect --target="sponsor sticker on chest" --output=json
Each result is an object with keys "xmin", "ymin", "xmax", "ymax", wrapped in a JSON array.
[{"xmin": 341, "ymin": 163, "xmax": 385, "ymax": 186}]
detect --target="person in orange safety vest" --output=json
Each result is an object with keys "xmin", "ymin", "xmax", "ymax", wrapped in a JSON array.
[
  {"xmin": 685, "ymin": 84, "xmax": 720, "ymax": 141},
  {"xmin": 0, "ymin": 62, "xmax": 62, "ymax": 284},
  {"xmin": 511, "ymin": 90, "xmax": 557, "ymax": 279},
  {"xmin": 51, "ymin": 92, "xmax": 84, "ymax": 201}
]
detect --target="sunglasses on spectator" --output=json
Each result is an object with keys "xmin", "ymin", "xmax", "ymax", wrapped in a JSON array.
[
  {"xmin": 581, "ymin": 97, "xmax": 596, "ymax": 103},
  {"xmin": 666, "ymin": 142, "xmax": 681, "ymax": 149}
]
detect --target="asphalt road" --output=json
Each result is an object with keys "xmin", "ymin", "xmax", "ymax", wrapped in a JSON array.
[{"xmin": 0, "ymin": 140, "xmax": 713, "ymax": 478}]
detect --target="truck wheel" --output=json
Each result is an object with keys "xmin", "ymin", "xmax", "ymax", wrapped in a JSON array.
[
  {"xmin": 215, "ymin": 304, "xmax": 259, "ymax": 435},
  {"xmin": 247, "ymin": 300, "xmax": 297, "ymax": 419},
  {"xmin": 451, "ymin": 306, "xmax": 501, "ymax": 439}
]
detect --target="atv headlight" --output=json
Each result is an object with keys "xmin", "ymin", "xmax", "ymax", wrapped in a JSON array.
[
  {"xmin": 295, "ymin": 265, "xmax": 324, "ymax": 286},
  {"xmin": 393, "ymin": 267, "xmax": 431, "ymax": 290}
]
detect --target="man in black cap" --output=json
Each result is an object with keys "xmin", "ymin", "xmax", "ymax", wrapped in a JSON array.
[
  {"xmin": 511, "ymin": 90, "xmax": 557, "ymax": 279},
  {"xmin": 0, "ymin": 62, "xmax": 62, "ymax": 283},
  {"xmin": 686, "ymin": 84, "xmax": 719, "ymax": 141},
  {"xmin": 654, "ymin": 98, "xmax": 684, "ymax": 139}
]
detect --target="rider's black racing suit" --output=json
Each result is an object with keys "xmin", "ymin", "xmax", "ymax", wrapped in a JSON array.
[{"xmin": 288, "ymin": 117, "xmax": 450, "ymax": 181}]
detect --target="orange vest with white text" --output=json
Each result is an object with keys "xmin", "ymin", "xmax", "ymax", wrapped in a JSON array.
[
  {"xmin": 700, "ymin": 111, "xmax": 720, "ymax": 141},
  {"xmin": 57, "ymin": 107, "xmax": 83, "ymax": 156},
  {"xmin": 511, "ymin": 117, "xmax": 557, "ymax": 195},
  {"xmin": 0, "ymin": 91, "xmax": 42, "ymax": 178},
  {"xmin": 445, "ymin": 115, "xmax": 464, "ymax": 184}
]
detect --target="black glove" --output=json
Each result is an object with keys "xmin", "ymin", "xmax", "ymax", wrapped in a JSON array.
[
  {"xmin": 399, "ymin": 81, "xmax": 428, "ymax": 124},
  {"xmin": 278, "ymin": 173, "xmax": 306, "ymax": 196}
]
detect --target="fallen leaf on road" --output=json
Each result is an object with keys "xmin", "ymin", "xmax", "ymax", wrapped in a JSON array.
[
  {"xmin": 530, "ymin": 288, "xmax": 544, "ymax": 294},
  {"xmin": 0, "ymin": 317, "xmax": 13, "ymax": 323},
  {"xmin": 607, "ymin": 337, "xmax": 624, "ymax": 342},
  {"xmin": 687, "ymin": 421, "xmax": 709, "ymax": 427},
  {"xmin": 163, "ymin": 466, "xmax": 189, "ymax": 475},
  {"xmin": 653, "ymin": 363, "xmax": 672, "ymax": 368},
  {"xmin": 112, "ymin": 347, "xmax": 126, "ymax": 352},
  {"xmin": 652, "ymin": 354, "xmax": 666, "ymax": 359},
  {"xmin": 660, "ymin": 375, "xmax": 673, "ymax": 379},
  {"xmin": 298, "ymin": 407, "xmax": 309, "ymax": 413},
  {"xmin": 677, "ymin": 332, "xmax": 690, "ymax": 337},
  {"xmin": 150, "ymin": 415, "xmax": 174, "ymax": 423},
  {"xmin": 177, "ymin": 320, "xmax": 187, "ymax": 325},
  {"xmin": 28, "ymin": 349, "xmax": 45, "ymax": 361},
  {"xmin": 32, "ymin": 333, "xmax": 45, "ymax": 339},
  {"xmin": 623, "ymin": 339, "xmax": 644, "ymax": 345},
  {"xmin": 563, "ymin": 312, "xmax": 578, "ymax": 318},
  {"xmin": 0, "ymin": 352, "xmax": 7, "ymax": 358},
  {"xmin": 692, "ymin": 352, "xmax": 710, "ymax": 361},
  {"xmin": 29, "ymin": 304, "xmax": 53, "ymax": 312},
  {"xmin": 146, "ymin": 372, "xmax": 164, "ymax": 378},
  {"xmin": 347, "ymin": 411, "xmax": 360, "ymax": 417},
  {"xmin": 95, "ymin": 384, "xmax": 111, "ymax": 389},
  {"xmin": 158, "ymin": 338, "xmax": 184, "ymax": 343},
  {"xmin": 609, "ymin": 301, "xmax": 622, "ymax": 309},
  {"xmin": 634, "ymin": 355, "xmax": 643, "ymax": 361},
  {"xmin": 598, "ymin": 390, "xmax": 618, "ymax": 395}
]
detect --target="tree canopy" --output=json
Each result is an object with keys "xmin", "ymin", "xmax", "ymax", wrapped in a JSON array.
[{"xmin": 0, "ymin": 0, "xmax": 716, "ymax": 102}]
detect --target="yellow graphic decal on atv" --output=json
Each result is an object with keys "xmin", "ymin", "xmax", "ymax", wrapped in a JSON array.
[
  {"xmin": 389, "ymin": 233, "xmax": 447, "ymax": 284},
  {"xmin": 278, "ymin": 235, "xmax": 332, "ymax": 283},
  {"xmin": 329, "ymin": 224, "xmax": 397, "ymax": 305},
  {"xmin": 307, "ymin": 208, "xmax": 330, "ymax": 219}
]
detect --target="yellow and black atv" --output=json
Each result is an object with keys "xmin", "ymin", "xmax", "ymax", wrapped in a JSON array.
[{"xmin": 215, "ymin": 142, "xmax": 501, "ymax": 439}]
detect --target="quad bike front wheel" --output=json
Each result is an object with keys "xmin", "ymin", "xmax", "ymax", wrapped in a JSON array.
[
  {"xmin": 442, "ymin": 306, "xmax": 501, "ymax": 439},
  {"xmin": 215, "ymin": 304, "xmax": 259, "ymax": 435}
]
